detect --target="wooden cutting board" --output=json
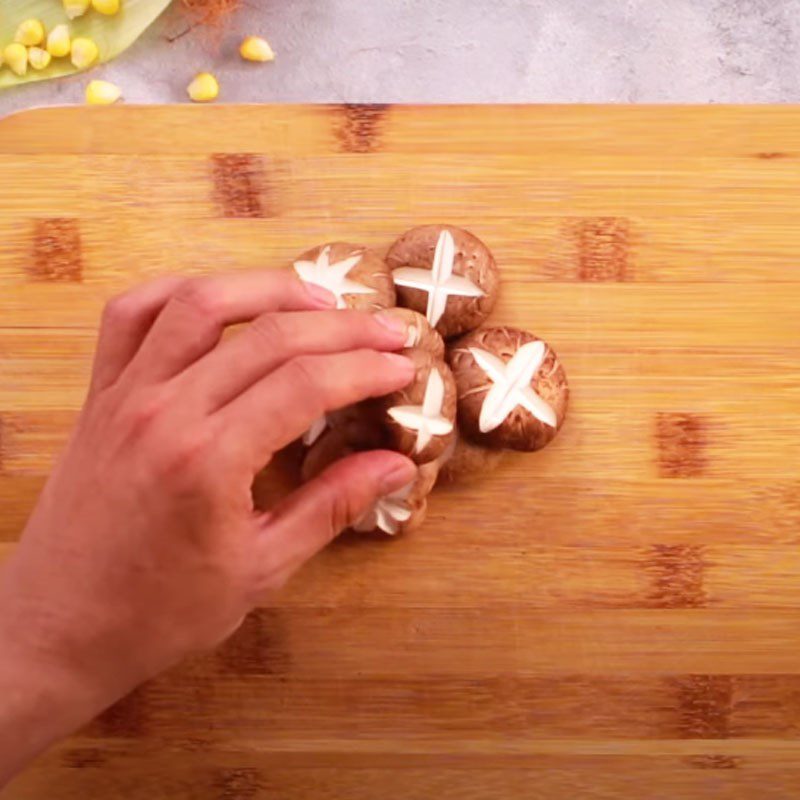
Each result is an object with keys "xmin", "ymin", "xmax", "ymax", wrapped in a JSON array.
[{"xmin": 2, "ymin": 105, "xmax": 800, "ymax": 799}]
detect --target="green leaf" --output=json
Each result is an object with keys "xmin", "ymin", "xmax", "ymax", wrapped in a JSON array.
[{"xmin": 0, "ymin": 0, "xmax": 172, "ymax": 90}]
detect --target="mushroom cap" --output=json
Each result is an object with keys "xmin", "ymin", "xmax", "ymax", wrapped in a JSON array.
[
  {"xmin": 386, "ymin": 225, "xmax": 499, "ymax": 338},
  {"xmin": 352, "ymin": 460, "xmax": 439, "ymax": 536},
  {"xmin": 448, "ymin": 326, "xmax": 569, "ymax": 452},
  {"xmin": 293, "ymin": 242, "xmax": 395, "ymax": 311},
  {"xmin": 352, "ymin": 495, "xmax": 430, "ymax": 537},
  {"xmin": 379, "ymin": 349, "xmax": 457, "ymax": 465}
]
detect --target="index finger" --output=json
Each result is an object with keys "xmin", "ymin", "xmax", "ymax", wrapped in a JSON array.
[
  {"xmin": 127, "ymin": 269, "xmax": 336, "ymax": 383},
  {"xmin": 216, "ymin": 349, "xmax": 415, "ymax": 471}
]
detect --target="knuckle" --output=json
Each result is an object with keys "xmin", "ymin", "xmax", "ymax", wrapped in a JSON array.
[
  {"xmin": 336, "ymin": 309, "xmax": 364, "ymax": 327},
  {"xmin": 156, "ymin": 426, "xmax": 216, "ymax": 481},
  {"xmin": 286, "ymin": 356, "xmax": 330, "ymax": 421},
  {"xmin": 124, "ymin": 386, "xmax": 172, "ymax": 434},
  {"xmin": 102, "ymin": 292, "xmax": 140, "ymax": 329},
  {"xmin": 288, "ymin": 355, "xmax": 322, "ymax": 397},
  {"xmin": 317, "ymin": 471, "xmax": 356, "ymax": 538},
  {"xmin": 249, "ymin": 313, "xmax": 286, "ymax": 350},
  {"xmin": 250, "ymin": 552, "xmax": 290, "ymax": 595},
  {"xmin": 173, "ymin": 278, "xmax": 222, "ymax": 319}
]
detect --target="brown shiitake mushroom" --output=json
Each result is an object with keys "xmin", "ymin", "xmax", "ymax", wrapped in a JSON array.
[
  {"xmin": 448, "ymin": 326, "xmax": 568, "ymax": 452},
  {"xmin": 292, "ymin": 242, "xmax": 395, "ymax": 311},
  {"xmin": 352, "ymin": 460, "xmax": 439, "ymax": 536},
  {"xmin": 378, "ymin": 349, "xmax": 456, "ymax": 465},
  {"xmin": 387, "ymin": 224, "xmax": 500, "ymax": 339}
]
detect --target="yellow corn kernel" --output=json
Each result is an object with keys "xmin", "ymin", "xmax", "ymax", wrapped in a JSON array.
[
  {"xmin": 64, "ymin": 0, "xmax": 91, "ymax": 18},
  {"xmin": 92, "ymin": 0, "xmax": 121, "ymax": 14},
  {"xmin": 187, "ymin": 72, "xmax": 219, "ymax": 103},
  {"xmin": 3, "ymin": 43, "xmax": 28, "ymax": 76},
  {"xmin": 86, "ymin": 79, "xmax": 122, "ymax": 105},
  {"xmin": 47, "ymin": 25, "xmax": 72, "ymax": 59},
  {"xmin": 239, "ymin": 36, "xmax": 275, "ymax": 63},
  {"xmin": 71, "ymin": 38, "xmax": 99, "ymax": 69},
  {"xmin": 28, "ymin": 47, "xmax": 52, "ymax": 70},
  {"xmin": 15, "ymin": 19, "xmax": 45, "ymax": 47}
]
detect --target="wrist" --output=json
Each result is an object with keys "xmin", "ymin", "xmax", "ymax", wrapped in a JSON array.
[{"xmin": 0, "ymin": 565, "xmax": 115, "ymax": 785}]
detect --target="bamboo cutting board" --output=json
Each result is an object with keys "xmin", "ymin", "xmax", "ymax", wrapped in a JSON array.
[{"xmin": 2, "ymin": 105, "xmax": 800, "ymax": 799}]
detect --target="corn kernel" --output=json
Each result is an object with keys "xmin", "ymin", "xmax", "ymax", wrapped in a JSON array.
[
  {"xmin": 3, "ymin": 43, "xmax": 28, "ymax": 76},
  {"xmin": 86, "ymin": 79, "xmax": 122, "ymax": 105},
  {"xmin": 15, "ymin": 19, "xmax": 46, "ymax": 47},
  {"xmin": 28, "ymin": 47, "xmax": 52, "ymax": 70},
  {"xmin": 64, "ymin": 0, "xmax": 91, "ymax": 18},
  {"xmin": 71, "ymin": 38, "xmax": 99, "ymax": 69},
  {"xmin": 187, "ymin": 72, "xmax": 219, "ymax": 103},
  {"xmin": 92, "ymin": 0, "xmax": 121, "ymax": 14},
  {"xmin": 239, "ymin": 36, "xmax": 275, "ymax": 63},
  {"xmin": 47, "ymin": 25, "xmax": 72, "ymax": 59}
]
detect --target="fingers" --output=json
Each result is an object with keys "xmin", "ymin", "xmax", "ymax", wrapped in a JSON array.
[
  {"xmin": 127, "ymin": 271, "xmax": 336, "ymax": 383},
  {"xmin": 256, "ymin": 450, "xmax": 417, "ymax": 581},
  {"xmin": 90, "ymin": 276, "xmax": 187, "ymax": 394},
  {"xmin": 181, "ymin": 309, "xmax": 409, "ymax": 412},
  {"xmin": 216, "ymin": 349, "xmax": 415, "ymax": 467}
]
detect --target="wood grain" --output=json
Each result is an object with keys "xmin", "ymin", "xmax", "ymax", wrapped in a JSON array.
[{"xmin": 2, "ymin": 105, "xmax": 800, "ymax": 798}]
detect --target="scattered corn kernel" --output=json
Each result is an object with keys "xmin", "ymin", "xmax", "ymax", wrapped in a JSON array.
[
  {"xmin": 28, "ymin": 47, "xmax": 52, "ymax": 70},
  {"xmin": 71, "ymin": 38, "xmax": 99, "ymax": 69},
  {"xmin": 239, "ymin": 36, "xmax": 275, "ymax": 63},
  {"xmin": 86, "ymin": 79, "xmax": 122, "ymax": 105},
  {"xmin": 47, "ymin": 25, "xmax": 72, "ymax": 58},
  {"xmin": 3, "ymin": 43, "xmax": 28, "ymax": 76},
  {"xmin": 15, "ymin": 19, "xmax": 45, "ymax": 47},
  {"xmin": 92, "ymin": 0, "xmax": 121, "ymax": 14},
  {"xmin": 64, "ymin": 0, "xmax": 91, "ymax": 19},
  {"xmin": 187, "ymin": 72, "xmax": 219, "ymax": 103}
]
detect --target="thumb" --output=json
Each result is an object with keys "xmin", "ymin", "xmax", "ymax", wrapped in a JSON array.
[{"xmin": 257, "ymin": 450, "xmax": 417, "ymax": 581}]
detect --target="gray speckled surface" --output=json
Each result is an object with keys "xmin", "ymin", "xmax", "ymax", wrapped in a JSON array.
[{"xmin": 1, "ymin": 0, "xmax": 800, "ymax": 117}]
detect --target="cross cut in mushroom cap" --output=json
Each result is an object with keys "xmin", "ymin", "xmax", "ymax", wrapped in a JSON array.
[
  {"xmin": 469, "ymin": 341, "xmax": 557, "ymax": 433},
  {"xmin": 292, "ymin": 242, "xmax": 395, "ymax": 311},
  {"xmin": 388, "ymin": 366, "xmax": 454, "ymax": 455},
  {"xmin": 392, "ymin": 230, "xmax": 484, "ymax": 327},
  {"xmin": 448, "ymin": 326, "xmax": 569, "ymax": 452},
  {"xmin": 387, "ymin": 225, "xmax": 500, "ymax": 338},
  {"xmin": 353, "ymin": 482, "xmax": 414, "ymax": 535},
  {"xmin": 381, "ymin": 349, "xmax": 457, "ymax": 464},
  {"xmin": 352, "ymin": 460, "xmax": 439, "ymax": 535}
]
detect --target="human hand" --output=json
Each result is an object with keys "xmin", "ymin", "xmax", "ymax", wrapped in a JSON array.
[{"xmin": 0, "ymin": 270, "xmax": 415, "ymax": 779}]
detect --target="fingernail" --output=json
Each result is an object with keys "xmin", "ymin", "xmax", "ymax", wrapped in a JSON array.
[
  {"xmin": 374, "ymin": 311, "xmax": 409, "ymax": 340},
  {"xmin": 380, "ymin": 459, "xmax": 418, "ymax": 494},
  {"xmin": 303, "ymin": 281, "xmax": 337, "ymax": 308},
  {"xmin": 382, "ymin": 352, "xmax": 416, "ymax": 376}
]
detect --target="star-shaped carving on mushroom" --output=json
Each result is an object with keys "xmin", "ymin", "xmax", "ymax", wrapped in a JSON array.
[
  {"xmin": 387, "ymin": 366, "xmax": 454, "ymax": 454},
  {"xmin": 469, "ymin": 340, "xmax": 557, "ymax": 433},
  {"xmin": 293, "ymin": 246, "xmax": 376, "ymax": 309},
  {"xmin": 353, "ymin": 482, "xmax": 414, "ymax": 535},
  {"xmin": 391, "ymin": 229, "xmax": 484, "ymax": 327}
]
